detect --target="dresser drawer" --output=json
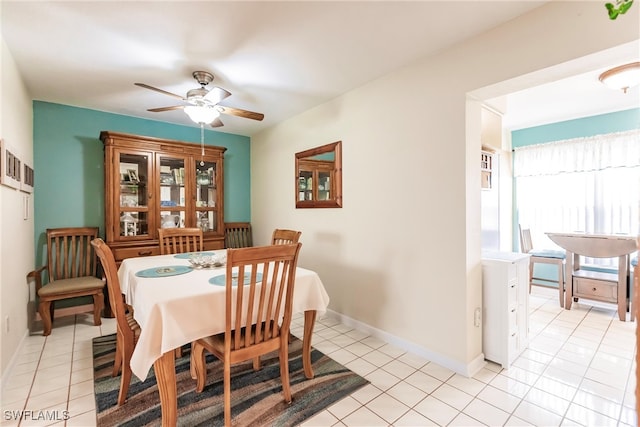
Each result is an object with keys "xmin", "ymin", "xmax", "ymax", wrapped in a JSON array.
[
  {"xmin": 113, "ymin": 246, "xmax": 160, "ymax": 261},
  {"xmin": 574, "ymin": 277, "xmax": 617, "ymax": 303}
]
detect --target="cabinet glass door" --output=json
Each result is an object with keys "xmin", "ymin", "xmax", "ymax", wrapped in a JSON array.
[
  {"xmin": 158, "ymin": 155, "xmax": 186, "ymax": 229},
  {"xmin": 298, "ymin": 170, "xmax": 313, "ymax": 201},
  {"xmin": 195, "ymin": 160, "xmax": 218, "ymax": 232},
  {"xmin": 118, "ymin": 152, "xmax": 150, "ymax": 238},
  {"xmin": 318, "ymin": 171, "xmax": 331, "ymax": 201}
]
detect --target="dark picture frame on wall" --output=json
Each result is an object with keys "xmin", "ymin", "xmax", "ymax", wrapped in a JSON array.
[
  {"xmin": 0, "ymin": 138, "xmax": 22, "ymax": 190},
  {"xmin": 21, "ymin": 162, "xmax": 34, "ymax": 194}
]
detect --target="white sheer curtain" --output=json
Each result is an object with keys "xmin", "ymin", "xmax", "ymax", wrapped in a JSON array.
[{"xmin": 514, "ymin": 129, "xmax": 640, "ymax": 267}]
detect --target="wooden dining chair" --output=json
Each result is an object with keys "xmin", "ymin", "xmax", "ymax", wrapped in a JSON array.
[
  {"xmin": 158, "ymin": 227, "xmax": 203, "ymax": 255},
  {"xmin": 519, "ymin": 225, "xmax": 566, "ymax": 307},
  {"xmin": 27, "ymin": 227, "xmax": 105, "ymax": 336},
  {"xmin": 91, "ymin": 238, "xmax": 141, "ymax": 406},
  {"xmin": 224, "ymin": 222, "xmax": 253, "ymax": 248},
  {"xmin": 158, "ymin": 227, "xmax": 203, "ymax": 358},
  {"xmin": 192, "ymin": 243, "xmax": 302, "ymax": 426},
  {"xmin": 271, "ymin": 228, "xmax": 302, "ymax": 245}
]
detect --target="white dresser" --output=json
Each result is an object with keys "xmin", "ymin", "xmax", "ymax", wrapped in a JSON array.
[{"xmin": 481, "ymin": 251, "xmax": 531, "ymax": 369}]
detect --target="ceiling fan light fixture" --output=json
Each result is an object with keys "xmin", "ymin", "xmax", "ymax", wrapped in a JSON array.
[
  {"xmin": 184, "ymin": 105, "xmax": 220, "ymax": 124},
  {"xmin": 598, "ymin": 62, "xmax": 640, "ymax": 93}
]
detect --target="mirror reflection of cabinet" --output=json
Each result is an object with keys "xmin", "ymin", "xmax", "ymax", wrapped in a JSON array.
[{"xmin": 295, "ymin": 141, "xmax": 342, "ymax": 208}]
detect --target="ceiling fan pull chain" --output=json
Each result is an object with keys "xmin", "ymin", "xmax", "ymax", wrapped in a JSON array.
[{"xmin": 200, "ymin": 123, "xmax": 205, "ymax": 166}]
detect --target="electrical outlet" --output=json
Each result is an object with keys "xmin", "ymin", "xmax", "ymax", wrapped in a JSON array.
[{"xmin": 474, "ymin": 308, "xmax": 481, "ymax": 327}]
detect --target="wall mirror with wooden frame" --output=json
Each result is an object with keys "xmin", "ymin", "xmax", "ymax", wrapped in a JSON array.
[{"xmin": 295, "ymin": 141, "xmax": 342, "ymax": 208}]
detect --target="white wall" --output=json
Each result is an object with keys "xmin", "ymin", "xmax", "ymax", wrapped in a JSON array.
[
  {"xmin": 0, "ymin": 31, "xmax": 35, "ymax": 379},
  {"xmin": 251, "ymin": 2, "xmax": 639, "ymax": 374}
]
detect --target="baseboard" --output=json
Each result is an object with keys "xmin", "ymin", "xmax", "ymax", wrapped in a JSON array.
[
  {"xmin": 34, "ymin": 303, "xmax": 94, "ymax": 321},
  {"xmin": 0, "ymin": 328, "xmax": 29, "ymax": 396},
  {"xmin": 324, "ymin": 309, "xmax": 486, "ymax": 378}
]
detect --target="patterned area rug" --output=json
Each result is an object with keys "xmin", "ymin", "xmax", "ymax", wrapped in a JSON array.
[{"xmin": 93, "ymin": 334, "xmax": 368, "ymax": 426}]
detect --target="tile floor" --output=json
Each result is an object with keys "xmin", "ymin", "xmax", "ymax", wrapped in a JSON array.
[{"xmin": 1, "ymin": 286, "xmax": 637, "ymax": 426}]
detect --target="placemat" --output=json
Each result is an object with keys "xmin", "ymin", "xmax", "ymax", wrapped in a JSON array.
[
  {"xmin": 209, "ymin": 272, "xmax": 263, "ymax": 286},
  {"xmin": 135, "ymin": 265, "xmax": 193, "ymax": 278}
]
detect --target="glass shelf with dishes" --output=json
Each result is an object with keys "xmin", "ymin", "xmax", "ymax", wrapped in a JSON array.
[{"xmin": 119, "ymin": 211, "xmax": 148, "ymax": 237}]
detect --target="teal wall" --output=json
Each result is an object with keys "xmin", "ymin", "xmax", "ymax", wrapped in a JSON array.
[
  {"xmin": 511, "ymin": 107, "xmax": 640, "ymax": 283},
  {"xmin": 512, "ymin": 107, "xmax": 640, "ymax": 148},
  {"xmin": 33, "ymin": 101, "xmax": 251, "ymax": 268}
]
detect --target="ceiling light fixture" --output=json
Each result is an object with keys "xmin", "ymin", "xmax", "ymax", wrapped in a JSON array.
[
  {"xmin": 184, "ymin": 106, "xmax": 221, "ymax": 166},
  {"xmin": 184, "ymin": 105, "xmax": 220, "ymax": 124},
  {"xmin": 598, "ymin": 62, "xmax": 640, "ymax": 93}
]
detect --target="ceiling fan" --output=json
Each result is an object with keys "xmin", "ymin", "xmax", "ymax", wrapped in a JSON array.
[{"xmin": 135, "ymin": 71, "xmax": 264, "ymax": 128}]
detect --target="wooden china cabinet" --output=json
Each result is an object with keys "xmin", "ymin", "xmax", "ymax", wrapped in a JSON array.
[{"xmin": 100, "ymin": 131, "xmax": 226, "ymax": 263}]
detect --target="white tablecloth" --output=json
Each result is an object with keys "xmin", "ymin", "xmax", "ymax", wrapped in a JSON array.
[{"xmin": 117, "ymin": 251, "xmax": 330, "ymax": 381}]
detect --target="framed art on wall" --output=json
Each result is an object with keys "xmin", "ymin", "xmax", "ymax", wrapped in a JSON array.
[
  {"xmin": 21, "ymin": 161, "xmax": 34, "ymax": 193},
  {"xmin": 1, "ymin": 138, "xmax": 22, "ymax": 190}
]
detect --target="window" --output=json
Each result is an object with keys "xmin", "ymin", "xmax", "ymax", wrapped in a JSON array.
[{"xmin": 514, "ymin": 129, "xmax": 639, "ymax": 267}]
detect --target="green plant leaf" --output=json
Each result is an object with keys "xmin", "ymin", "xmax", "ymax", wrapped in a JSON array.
[
  {"xmin": 619, "ymin": 0, "xmax": 634, "ymax": 13},
  {"xmin": 606, "ymin": 2, "xmax": 620, "ymax": 19}
]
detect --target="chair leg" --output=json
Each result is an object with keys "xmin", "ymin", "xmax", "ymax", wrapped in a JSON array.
[
  {"xmin": 224, "ymin": 359, "xmax": 232, "ymax": 427},
  {"xmin": 113, "ymin": 334, "xmax": 123, "ymax": 377},
  {"xmin": 529, "ymin": 261, "xmax": 534, "ymax": 293},
  {"xmin": 279, "ymin": 339, "xmax": 292, "ymax": 403},
  {"xmin": 92, "ymin": 293, "xmax": 103, "ymax": 326},
  {"xmin": 39, "ymin": 301, "xmax": 52, "ymax": 336},
  {"xmin": 193, "ymin": 342, "xmax": 207, "ymax": 392},
  {"xmin": 557, "ymin": 263, "xmax": 564, "ymax": 308},
  {"xmin": 252, "ymin": 357, "xmax": 261, "ymax": 371},
  {"xmin": 190, "ymin": 343, "xmax": 197, "ymax": 380},
  {"xmin": 118, "ymin": 340, "xmax": 133, "ymax": 406}
]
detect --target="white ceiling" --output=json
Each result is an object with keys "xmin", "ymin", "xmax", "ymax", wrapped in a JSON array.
[{"xmin": 2, "ymin": 1, "xmax": 638, "ymax": 137}]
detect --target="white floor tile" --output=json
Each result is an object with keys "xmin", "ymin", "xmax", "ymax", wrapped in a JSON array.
[
  {"xmin": 564, "ymin": 402, "xmax": 618, "ymax": 427},
  {"xmin": 513, "ymin": 400, "xmax": 563, "ymax": 426},
  {"xmin": 430, "ymin": 383, "xmax": 474, "ymax": 411},
  {"xmin": 413, "ymin": 395, "xmax": 459, "ymax": 426},
  {"xmin": 477, "ymin": 384, "xmax": 522, "ymax": 413},
  {"xmin": 385, "ymin": 381, "xmax": 427, "ymax": 407},
  {"xmin": 463, "ymin": 398, "xmax": 510, "ymax": 426},
  {"xmin": 365, "ymin": 393, "xmax": 410, "ymax": 424},
  {"xmin": 1, "ymin": 296, "xmax": 636, "ymax": 427},
  {"xmin": 393, "ymin": 409, "xmax": 437, "ymax": 426},
  {"xmin": 341, "ymin": 406, "xmax": 388, "ymax": 427}
]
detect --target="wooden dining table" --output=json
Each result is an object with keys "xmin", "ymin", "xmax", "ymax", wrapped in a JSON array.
[
  {"xmin": 546, "ymin": 232, "xmax": 637, "ymax": 321},
  {"xmin": 117, "ymin": 250, "xmax": 330, "ymax": 426}
]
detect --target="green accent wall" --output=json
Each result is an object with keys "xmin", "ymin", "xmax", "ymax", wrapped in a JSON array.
[
  {"xmin": 33, "ymin": 101, "xmax": 251, "ymax": 268},
  {"xmin": 512, "ymin": 108, "xmax": 640, "ymax": 147}
]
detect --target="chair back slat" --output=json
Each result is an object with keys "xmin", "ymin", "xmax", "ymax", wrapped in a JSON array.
[
  {"xmin": 519, "ymin": 225, "xmax": 534, "ymax": 253},
  {"xmin": 271, "ymin": 229, "xmax": 302, "ymax": 245},
  {"xmin": 225, "ymin": 222, "xmax": 253, "ymax": 248},
  {"xmin": 225, "ymin": 243, "xmax": 301, "ymax": 351},
  {"xmin": 158, "ymin": 228, "xmax": 203, "ymax": 255},
  {"xmin": 47, "ymin": 227, "xmax": 99, "ymax": 282}
]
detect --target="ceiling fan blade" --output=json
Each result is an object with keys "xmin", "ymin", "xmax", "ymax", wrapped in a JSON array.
[
  {"xmin": 204, "ymin": 86, "xmax": 232, "ymax": 104},
  {"xmin": 148, "ymin": 105, "xmax": 185, "ymax": 112},
  {"xmin": 135, "ymin": 83, "xmax": 185, "ymax": 100},
  {"xmin": 210, "ymin": 117, "xmax": 224, "ymax": 128},
  {"xmin": 217, "ymin": 106, "xmax": 264, "ymax": 121}
]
